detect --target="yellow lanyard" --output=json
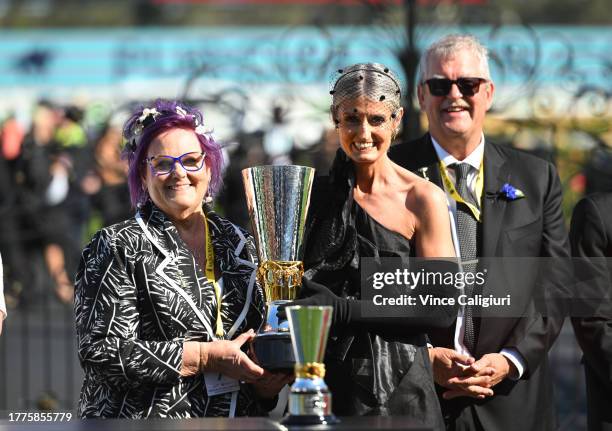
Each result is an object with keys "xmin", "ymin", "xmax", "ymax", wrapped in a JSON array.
[
  {"xmin": 439, "ymin": 160, "xmax": 484, "ymax": 222},
  {"xmin": 203, "ymin": 215, "xmax": 224, "ymax": 338}
]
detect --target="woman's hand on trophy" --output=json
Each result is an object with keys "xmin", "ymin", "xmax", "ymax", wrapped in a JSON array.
[
  {"xmin": 252, "ymin": 370, "xmax": 294, "ymax": 400},
  {"xmin": 199, "ymin": 329, "xmax": 265, "ymax": 383}
]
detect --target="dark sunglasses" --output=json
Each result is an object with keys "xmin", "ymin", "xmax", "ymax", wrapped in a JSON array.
[{"xmin": 423, "ymin": 77, "xmax": 488, "ymax": 97}]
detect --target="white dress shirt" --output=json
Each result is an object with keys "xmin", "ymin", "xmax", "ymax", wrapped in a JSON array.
[{"xmin": 431, "ymin": 136, "xmax": 525, "ymax": 380}]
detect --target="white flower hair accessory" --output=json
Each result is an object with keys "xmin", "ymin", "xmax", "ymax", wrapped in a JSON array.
[
  {"xmin": 127, "ymin": 103, "xmax": 211, "ymax": 154},
  {"xmin": 175, "ymin": 106, "xmax": 188, "ymax": 117},
  {"xmin": 138, "ymin": 108, "xmax": 160, "ymax": 125},
  {"xmin": 195, "ymin": 124, "xmax": 214, "ymax": 139}
]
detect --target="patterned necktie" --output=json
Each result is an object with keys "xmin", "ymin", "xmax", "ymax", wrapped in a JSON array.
[{"xmin": 451, "ymin": 163, "xmax": 478, "ymax": 353}]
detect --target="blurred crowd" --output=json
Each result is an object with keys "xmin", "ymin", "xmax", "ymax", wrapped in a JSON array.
[
  {"xmin": 2, "ymin": 99, "xmax": 612, "ymax": 312},
  {"xmin": 0, "ymin": 100, "xmax": 338, "ymax": 310},
  {"xmin": 0, "ymin": 101, "xmax": 130, "ymax": 308}
]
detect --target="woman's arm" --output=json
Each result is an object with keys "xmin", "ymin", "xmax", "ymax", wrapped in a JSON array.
[
  {"xmin": 75, "ymin": 228, "xmax": 184, "ymax": 388},
  {"xmin": 284, "ymin": 273, "xmax": 459, "ymax": 334},
  {"xmin": 413, "ymin": 182, "xmax": 456, "ymax": 258}
]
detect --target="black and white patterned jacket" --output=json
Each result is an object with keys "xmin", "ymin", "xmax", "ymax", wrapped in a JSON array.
[{"xmin": 74, "ymin": 202, "xmax": 266, "ymax": 418}]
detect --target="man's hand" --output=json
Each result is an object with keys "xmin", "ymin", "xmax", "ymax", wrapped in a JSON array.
[
  {"xmin": 0, "ymin": 314, "xmax": 3, "ymax": 335},
  {"xmin": 468, "ymin": 353, "xmax": 515, "ymax": 387},
  {"xmin": 442, "ymin": 353, "xmax": 515, "ymax": 400},
  {"xmin": 429, "ymin": 347, "xmax": 475, "ymax": 387},
  {"xmin": 429, "ymin": 347, "xmax": 494, "ymax": 399}
]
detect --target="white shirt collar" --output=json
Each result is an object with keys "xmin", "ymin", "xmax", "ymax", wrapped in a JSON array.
[{"xmin": 431, "ymin": 134, "xmax": 485, "ymax": 171}]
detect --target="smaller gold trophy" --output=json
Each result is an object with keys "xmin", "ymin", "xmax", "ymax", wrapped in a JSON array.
[
  {"xmin": 282, "ymin": 305, "xmax": 339, "ymax": 425},
  {"xmin": 242, "ymin": 165, "xmax": 314, "ymax": 370}
]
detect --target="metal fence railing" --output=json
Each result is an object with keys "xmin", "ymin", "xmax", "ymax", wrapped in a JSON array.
[{"xmin": 0, "ymin": 292, "xmax": 81, "ymax": 415}]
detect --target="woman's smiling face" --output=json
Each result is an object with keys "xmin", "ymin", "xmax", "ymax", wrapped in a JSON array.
[
  {"xmin": 143, "ymin": 128, "xmax": 210, "ymax": 221},
  {"xmin": 336, "ymin": 97, "xmax": 402, "ymax": 165}
]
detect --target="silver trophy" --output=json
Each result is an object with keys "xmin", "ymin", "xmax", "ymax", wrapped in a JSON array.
[
  {"xmin": 242, "ymin": 165, "xmax": 315, "ymax": 370},
  {"xmin": 282, "ymin": 305, "xmax": 339, "ymax": 425}
]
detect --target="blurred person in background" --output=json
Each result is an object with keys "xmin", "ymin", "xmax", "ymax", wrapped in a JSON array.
[
  {"xmin": 52, "ymin": 105, "xmax": 93, "ymax": 273},
  {"xmin": 570, "ymin": 193, "xmax": 612, "ymax": 431},
  {"xmin": 263, "ymin": 105, "xmax": 292, "ymax": 165},
  {"xmin": 83, "ymin": 116, "xmax": 132, "ymax": 227},
  {"xmin": 0, "ymin": 114, "xmax": 27, "ymax": 308},
  {"xmin": 75, "ymin": 100, "xmax": 290, "ymax": 419},
  {"xmin": 583, "ymin": 140, "xmax": 612, "ymax": 195},
  {"xmin": 217, "ymin": 131, "xmax": 267, "ymax": 229},
  {"xmin": 310, "ymin": 128, "xmax": 339, "ymax": 176},
  {"xmin": 17, "ymin": 101, "xmax": 81, "ymax": 304},
  {"xmin": 1, "ymin": 113, "xmax": 25, "ymax": 161}
]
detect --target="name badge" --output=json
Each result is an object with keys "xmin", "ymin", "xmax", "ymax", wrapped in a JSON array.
[{"xmin": 204, "ymin": 372, "xmax": 240, "ymax": 396}]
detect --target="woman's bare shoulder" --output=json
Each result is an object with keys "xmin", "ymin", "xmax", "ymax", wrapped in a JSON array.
[{"xmin": 393, "ymin": 164, "xmax": 446, "ymax": 211}]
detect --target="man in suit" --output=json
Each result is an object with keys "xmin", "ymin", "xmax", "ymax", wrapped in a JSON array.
[
  {"xmin": 570, "ymin": 193, "xmax": 612, "ymax": 431},
  {"xmin": 389, "ymin": 34, "xmax": 569, "ymax": 431}
]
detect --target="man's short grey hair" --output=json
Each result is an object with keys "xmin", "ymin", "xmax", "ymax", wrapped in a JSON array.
[{"xmin": 418, "ymin": 34, "xmax": 491, "ymax": 83}]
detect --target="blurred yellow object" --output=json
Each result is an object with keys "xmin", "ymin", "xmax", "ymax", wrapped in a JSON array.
[{"xmin": 55, "ymin": 122, "xmax": 86, "ymax": 148}]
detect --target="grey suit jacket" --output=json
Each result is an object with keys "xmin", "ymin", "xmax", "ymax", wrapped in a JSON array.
[{"xmin": 570, "ymin": 193, "xmax": 612, "ymax": 431}]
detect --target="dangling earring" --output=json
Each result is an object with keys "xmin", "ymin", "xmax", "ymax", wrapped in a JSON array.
[{"xmin": 392, "ymin": 128, "xmax": 400, "ymax": 141}]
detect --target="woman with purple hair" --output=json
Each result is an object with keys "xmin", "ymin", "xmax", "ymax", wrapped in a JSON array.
[{"xmin": 74, "ymin": 100, "xmax": 290, "ymax": 419}]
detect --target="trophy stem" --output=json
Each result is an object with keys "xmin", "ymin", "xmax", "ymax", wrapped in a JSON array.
[
  {"xmin": 264, "ymin": 300, "xmax": 291, "ymax": 332},
  {"xmin": 249, "ymin": 260, "xmax": 303, "ymax": 370}
]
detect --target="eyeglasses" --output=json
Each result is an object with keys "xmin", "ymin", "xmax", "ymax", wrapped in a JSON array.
[
  {"xmin": 423, "ymin": 77, "xmax": 488, "ymax": 97},
  {"xmin": 145, "ymin": 151, "xmax": 206, "ymax": 176}
]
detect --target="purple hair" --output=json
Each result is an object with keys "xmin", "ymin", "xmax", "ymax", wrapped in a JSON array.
[{"xmin": 122, "ymin": 99, "xmax": 224, "ymax": 208}]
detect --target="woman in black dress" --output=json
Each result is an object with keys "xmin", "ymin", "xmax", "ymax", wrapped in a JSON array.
[{"xmin": 291, "ymin": 64, "xmax": 462, "ymax": 428}]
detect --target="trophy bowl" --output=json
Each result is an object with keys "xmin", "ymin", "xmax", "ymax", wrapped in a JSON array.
[{"xmin": 242, "ymin": 165, "xmax": 315, "ymax": 371}]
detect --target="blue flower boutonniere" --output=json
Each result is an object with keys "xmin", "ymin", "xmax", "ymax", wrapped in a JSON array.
[
  {"xmin": 486, "ymin": 183, "xmax": 525, "ymax": 201},
  {"xmin": 500, "ymin": 183, "xmax": 525, "ymax": 200}
]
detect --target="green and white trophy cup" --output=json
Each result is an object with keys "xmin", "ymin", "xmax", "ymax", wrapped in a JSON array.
[{"xmin": 282, "ymin": 305, "xmax": 339, "ymax": 426}]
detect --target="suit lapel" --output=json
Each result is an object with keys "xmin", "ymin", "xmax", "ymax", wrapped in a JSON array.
[
  {"xmin": 481, "ymin": 143, "xmax": 511, "ymax": 257},
  {"xmin": 411, "ymin": 134, "xmax": 444, "ymax": 189},
  {"xmin": 475, "ymin": 143, "xmax": 510, "ymax": 358},
  {"xmin": 474, "ymin": 144, "xmax": 512, "ymax": 357},
  {"xmin": 135, "ymin": 205, "xmax": 219, "ymax": 339},
  {"xmin": 206, "ymin": 211, "xmax": 259, "ymax": 339}
]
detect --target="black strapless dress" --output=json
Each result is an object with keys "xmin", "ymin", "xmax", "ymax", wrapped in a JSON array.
[
  {"xmin": 304, "ymin": 199, "xmax": 444, "ymax": 429},
  {"xmin": 302, "ymin": 150, "xmax": 445, "ymax": 429}
]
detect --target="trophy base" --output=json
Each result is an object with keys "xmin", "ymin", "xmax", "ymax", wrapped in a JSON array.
[
  {"xmin": 251, "ymin": 332, "xmax": 295, "ymax": 371},
  {"xmin": 280, "ymin": 414, "xmax": 340, "ymax": 426}
]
